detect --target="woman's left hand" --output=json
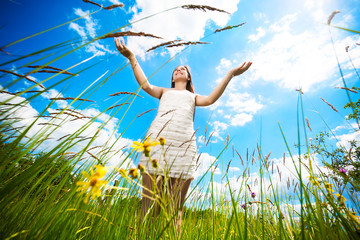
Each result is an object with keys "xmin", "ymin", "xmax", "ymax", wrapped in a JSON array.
[{"xmin": 230, "ymin": 61, "xmax": 252, "ymax": 77}]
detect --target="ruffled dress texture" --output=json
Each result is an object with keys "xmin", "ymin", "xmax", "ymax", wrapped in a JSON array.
[{"xmin": 140, "ymin": 90, "xmax": 197, "ymax": 179}]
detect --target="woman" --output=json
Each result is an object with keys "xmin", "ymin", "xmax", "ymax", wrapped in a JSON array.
[{"xmin": 114, "ymin": 38, "xmax": 252, "ymax": 233}]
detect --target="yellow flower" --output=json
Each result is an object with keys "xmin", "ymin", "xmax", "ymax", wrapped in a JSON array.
[
  {"xmin": 312, "ymin": 180, "xmax": 320, "ymax": 186},
  {"xmin": 307, "ymin": 175, "xmax": 320, "ymax": 186},
  {"xmin": 131, "ymin": 137, "xmax": 160, "ymax": 157},
  {"xmin": 307, "ymin": 175, "xmax": 317, "ymax": 181},
  {"xmin": 93, "ymin": 165, "xmax": 107, "ymax": 178},
  {"xmin": 339, "ymin": 201, "xmax": 346, "ymax": 208},
  {"xmin": 151, "ymin": 158, "xmax": 159, "ymax": 168},
  {"xmin": 76, "ymin": 165, "xmax": 108, "ymax": 203},
  {"xmin": 230, "ymin": 230, "xmax": 235, "ymax": 236},
  {"xmin": 348, "ymin": 211, "xmax": 360, "ymax": 225},
  {"xmin": 138, "ymin": 163, "xmax": 145, "ymax": 173},
  {"xmin": 129, "ymin": 168, "xmax": 139, "ymax": 179},
  {"xmin": 335, "ymin": 192, "xmax": 347, "ymax": 202},
  {"xmin": 117, "ymin": 168, "xmax": 127, "ymax": 178},
  {"xmin": 158, "ymin": 137, "xmax": 165, "ymax": 146},
  {"xmin": 324, "ymin": 182, "xmax": 335, "ymax": 193}
]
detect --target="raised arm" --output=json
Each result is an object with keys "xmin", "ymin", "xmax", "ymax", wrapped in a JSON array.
[
  {"xmin": 195, "ymin": 61, "xmax": 252, "ymax": 106},
  {"xmin": 114, "ymin": 38, "xmax": 163, "ymax": 99}
]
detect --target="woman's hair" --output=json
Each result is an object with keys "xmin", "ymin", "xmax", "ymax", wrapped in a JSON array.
[{"xmin": 171, "ymin": 65, "xmax": 195, "ymax": 93}]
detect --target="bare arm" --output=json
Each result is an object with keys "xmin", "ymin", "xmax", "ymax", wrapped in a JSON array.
[
  {"xmin": 114, "ymin": 38, "xmax": 163, "ymax": 99},
  {"xmin": 195, "ymin": 61, "xmax": 252, "ymax": 106}
]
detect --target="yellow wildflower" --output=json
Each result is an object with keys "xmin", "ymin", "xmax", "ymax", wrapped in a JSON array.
[
  {"xmin": 129, "ymin": 168, "xmax": 139, "ymax": 179},
  {"xmin": 307, "ymin": 175, "xmax": 320, "ymax": 186},
  {"xmin": 335, "ymin": 192, "xmax": 347, "ymax": 202},
  {"xmin": 159, "ymin": 137, "xmax": 165, "ymax": 146},
  {"xmin": 324, "ymin": 182, "xmax": 335, "ymax": 193},
  {"xmin": 117, "ymin": 168, "xmax": 127, "ymax": 178},
  {"xmin": 312, "ymin": 180, "xmax": 320, "ymax": 186},
  {"xmin": 350, "ymin": 211, "xmax": 357, "ymax": 216},
  {"xmin": 307, "ymin": 175, "xmax": 316, "ymax": 181},
  {"xmin": 76, "ymin": 165, "xmax": 108, "ymax": 203},
  {"xmin": 348, "ymin": 211, "xmax": 360, "ymax": 225},
  {"xmin": 94, "ymin": 165, "xmax": 107, "ymax": 178},
  {"xmin": 230, "ymin": 230, "xmax": 235, "ymax": 236},
  {"xmin": 131, "ymin": 137, "xmax": 160, "ymax": 157}
]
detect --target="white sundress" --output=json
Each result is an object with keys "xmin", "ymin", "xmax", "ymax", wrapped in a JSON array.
[{"xmin": 139, "ymin": 89, "xmax": 198, "ymax": 179}]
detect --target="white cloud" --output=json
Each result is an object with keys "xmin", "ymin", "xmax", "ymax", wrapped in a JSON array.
[
  {"xmin": 248, "ymin": 27, "xmax": 266, "ymax": 42},
  {"xmin": 251, "ymin": 154, "xmax": 330, "ymax": 197},
  {"xmin": 68, "ymin": 8, "xmax": 116, "ymax": 56},
  {"xmin": 229, "ymin": 166, "xmax": 240, "ymax": 171},
  {"xmin": 69, "ymin": 22, "xmax": 86, "ymax": 39},
  {"xmin": 253, "ymin": 12, "xmax": 267, "ymax": 22},
  {"xmin": 209, "ymin": 92, "xmax": 263, "ymax": 129},
  {"xmin": 0, "ymin": 91, "xmax": 133, "ymax": 169},
  {"xmin": 333, "ymin": 126, "xmax": 360, "ymax": 151},
  {"xmin": 210, "ymin": 57, "xmax": 264, "ymax": 120},
  {"xmin": 208, "ymin": 58, "xmax": 265, "ymax": 136},
  {"xmin": 74, "ymin": 8, "xmax": 97, "ymax": 38},
  {"xmin": 125, "ymin": 0, "xmax": 241, "ymax": 59},
  {"xmin": 249, "ymin": 13, "xmax": 360, "ymax": 91},
  {"xmin": 198, "ymin": 153, "xmax": 330, "ymax": 204},
  {"xmin": 85, "ymin": 41, "xmax": 115, "ymax": 56},
  {"xmin": 216, "ymin": 58, "xmax": 233, "ymax": 74},
  {"xmin": 211, "ymin": 166, "xmax": 221, "ymax": 175},
  {"xmin": 41, "ymin": 89, "xmax": 68, "ymax": 108},
  {"xmin": 193, "ymin": 152, "xmax": 218, "ymax": 179},
  {"xmin": 206, "ymin": 60, "xmax": 264, "ymax": 138},
  {"xmin": 230, "ymin": 113, "xmax": 253, "ymax": 127},
  {"xmin": 269, "ymin": 13, "xmax": 297, "ymax": 33},
  {"xmin": 225, "ymin": 92, "xmax": 263, "ymax": 114},
  {"xmin": 106, "ymin": 0, "xmax": 123, "ymax": 5},
  {"xmin": 304, "ymin": 0, "xmax": 342, "ymax": 25},
  {"xmin": 207, "ymin": 121, "xmax": 229, "ymax": 142},
  {"xmin": 211, "ymin": 120, "xmax": 229, "ymax": 131}
]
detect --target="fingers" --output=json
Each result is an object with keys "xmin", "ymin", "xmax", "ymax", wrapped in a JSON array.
[
  {"xmin": 114, "ymin": 37, "xmax": 120, "ymax": 49},
  {"xmin": 243, "ymin": 61, "xmax": 252, "ymax": 70},
  {"xmin": 114, "ymin": 37, "xmax": 126, "ymax": 51},
  {"xmin": 239, "ymin": 62, "xmax": 252, "ymax": 71},
  {"xmin": 231, "ymin": 61, "xmax": 252, "ymax": 76}
]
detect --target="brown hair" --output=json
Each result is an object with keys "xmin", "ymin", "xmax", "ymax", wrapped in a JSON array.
[{"xmin": 171, "ymin": 65, "xmax": 195, "ymax": 93}]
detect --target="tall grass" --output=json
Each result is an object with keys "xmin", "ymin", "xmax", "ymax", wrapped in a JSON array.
[{"xmin": 1, "ymin": 5, "xmax": 360, "ymax": 240}]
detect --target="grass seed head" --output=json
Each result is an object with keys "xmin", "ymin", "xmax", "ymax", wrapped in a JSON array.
[{"xmin": 327, "ymin": 10, "xmax": 341, "ymax": 25}]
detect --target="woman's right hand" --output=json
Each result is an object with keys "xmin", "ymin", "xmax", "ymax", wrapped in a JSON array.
[{"xmin": 114, "ymin": 37, "xmax": 134, "ymax": 59}]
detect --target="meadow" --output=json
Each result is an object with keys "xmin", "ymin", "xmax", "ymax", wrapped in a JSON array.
[{"xmin": 1, "ymin": 3, "xmax": 360, "ymax": 240}]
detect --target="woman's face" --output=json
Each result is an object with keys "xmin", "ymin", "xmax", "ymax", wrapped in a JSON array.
[{"xmin": 172, "ymin": 66, "xmax": 189, "ymax": 81}]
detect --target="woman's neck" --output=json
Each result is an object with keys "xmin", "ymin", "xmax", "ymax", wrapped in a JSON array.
[{"xmin": 173, "ymin": 82, "xmax": 187, "ymax": 90}]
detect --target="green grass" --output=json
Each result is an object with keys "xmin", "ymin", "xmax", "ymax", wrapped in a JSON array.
[{"xmin": 1, "ymin": 4, "xmax": 360, "ymax": 240}]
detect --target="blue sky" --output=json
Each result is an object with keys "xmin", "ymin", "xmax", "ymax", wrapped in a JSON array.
[{"xmin": 1, "ymin": 0, "xmax": 360, "ymax": 204}]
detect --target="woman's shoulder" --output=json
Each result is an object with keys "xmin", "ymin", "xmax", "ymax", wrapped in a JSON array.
[{"xmin": 162, "ymin": 88, "xmax": 174, "ymax": 94}]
